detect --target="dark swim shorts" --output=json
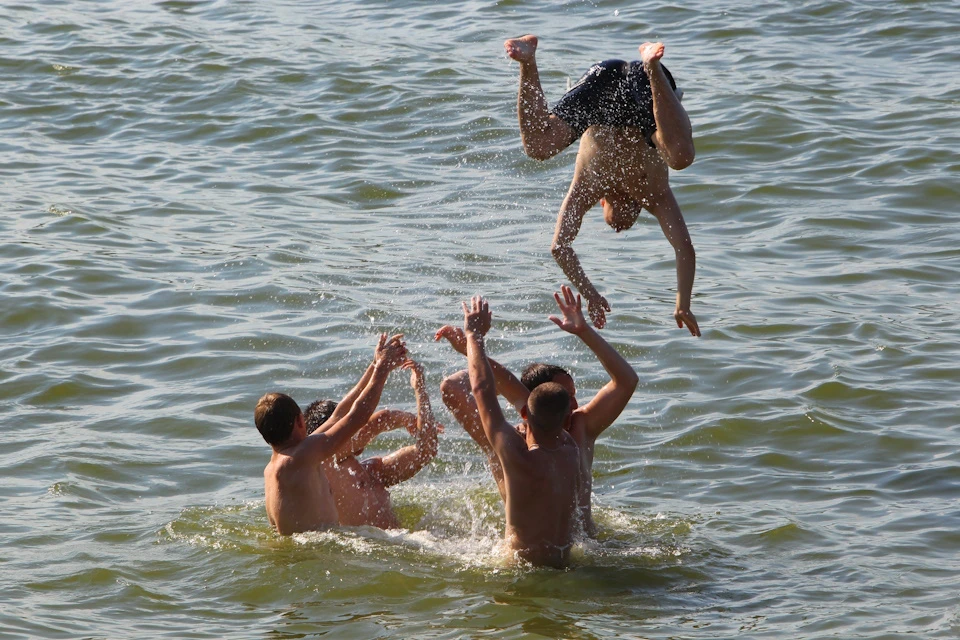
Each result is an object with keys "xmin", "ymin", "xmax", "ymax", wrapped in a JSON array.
[{"xmin": 550, "ymin": 59, "xmax": 678, "ymax": 142}]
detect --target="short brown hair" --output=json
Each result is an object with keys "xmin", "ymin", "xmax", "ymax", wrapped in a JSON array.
[
  {"xmin": 520, "ymin": 363, "xmax": 571, "ymax": 391},
  {"xmin": 254, "ymin": 393, "xmax": 302, "ymax": 445},
  {"xmin": 304, "ymin": 400, "xmax": 338, "ymax": 435},
  {"xmin": 526, "ymin": 382, "xmax": 570, "ymax": 433}
]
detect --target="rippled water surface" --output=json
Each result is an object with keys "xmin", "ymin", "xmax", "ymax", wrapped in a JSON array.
[{"xmin": 2, "ymin": 0, "xmax": 959, "ymax": 638}]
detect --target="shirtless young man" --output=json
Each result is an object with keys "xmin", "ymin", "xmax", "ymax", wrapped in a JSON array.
[
  {"xmin": 254, "ymin": 333, "xmax": 407, "ymax": 535},
  {"xmin": 438, "ymin": 286, "xmax": 638, "ymax": 537},
  {"xmin": 460, "ymin": 294, "xmax": 582, "ymax": 568},
  {"xmin": 504, "ymin": 35, "xmax": 700, "ymax": 336},
  {"xmin": 304, "ymin": 359, "xmax": 441, "ymax": 529}
]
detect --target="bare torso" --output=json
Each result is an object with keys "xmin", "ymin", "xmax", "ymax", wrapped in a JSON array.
[
  {"xmin": 502, "ymin": 437, "xmax": 582, "ymax": 568},
  {"xmin": 575, "ymin": 125, "xmax": 672, "ymax": 205},
  {"xmin": 264, "ymin": 451, "xmax": 339, "ymax": 535},
  {"xmin": 322, "ymin": 456, "xmax": 399, "ymax": 529},
  {"xmin": 567, "ymin": 412, "xmax": 598, "ymax": 537},
  {"xmin": 500, "ymin": 419, "xmax": 596, "ymax": 538}
]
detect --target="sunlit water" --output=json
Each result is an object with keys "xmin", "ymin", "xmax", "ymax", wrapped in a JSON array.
[{"xmin": 2, "ymin": 0, "xmax": 958, "ymax": 638}]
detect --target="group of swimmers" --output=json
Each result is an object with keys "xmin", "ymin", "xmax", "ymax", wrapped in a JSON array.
[{"xmin": 254, "ymin": 36, "xmax": 699, "ymax": 569}]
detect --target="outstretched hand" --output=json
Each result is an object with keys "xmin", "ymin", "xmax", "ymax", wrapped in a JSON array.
[
  {"xmin": 434, "ymin": 325, "xmax": 467, "ymax": 355},
  {"xmin": 587, "ymin": 294, "xmax": 611, "ymax": 329},
  {"xmin": 462, "ymin": 296, "xmax": 492, "ymax": 336},
  {"xmin": 375, "ymin": 333, "xmax": 407, "ymax": 370},
  {"xmin": 548, "ymin": 285, "xmax": 588, "ymax": 335},
  {"xmin": 400, "ymin": 358, "xmax": 444, "ymax": 435},
  {"xmin": 401, "ymin": 358, "xmax": 425, "ymax": 389},
  {"xmin": 675, "ymin": 308, "xmax": 701, "ymax": 337}
]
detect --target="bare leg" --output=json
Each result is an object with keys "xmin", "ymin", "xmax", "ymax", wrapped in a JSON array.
[
  {"xmin": 504, "ymin": 35, "xmax": 577, "ymax": 161},
  {"xmin": 440, "ymin": 370, "xmax": 506, "ymax": 500},
  {"xmin": 641, "ymin": 42, "xmax": 695, "ymax": 170}
]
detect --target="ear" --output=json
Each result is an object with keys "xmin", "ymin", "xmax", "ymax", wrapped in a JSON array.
[{"xmin": 519, "ymin": 405, "xmax": 529, "ymax": 421}]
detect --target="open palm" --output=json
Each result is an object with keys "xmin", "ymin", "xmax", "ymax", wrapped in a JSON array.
[{"xmin": 548, "ymin": 285, "xmax": 588, "ymax": 335}]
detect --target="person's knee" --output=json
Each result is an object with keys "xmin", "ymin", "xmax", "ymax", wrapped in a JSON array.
[
  {"xmin": 521, "ymin": 121, "xmax": 573, "ymax": 161},
  {"xmin": 440, "ymin": 370, "xmax": 470, "ymax": 407},
  {"xmin": 522, "ymin": 140, "xmax": 560, "ymax": 162},
  {"xmin": 666, "ymin": 142, "xmax": 695, "ymax": 170}
]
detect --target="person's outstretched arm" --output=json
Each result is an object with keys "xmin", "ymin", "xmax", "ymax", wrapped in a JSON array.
[
  {"xmin": 463, "ymin": 297, "xmax": 525, "ymax": 455},
  {"xmin": 317, "ymin": 344, "xmax": 410, "ymax": 459},
  {"xmin": 332, "ymin": 409, "xmax": 417, "ymax": 462},
  {"xmin": 370, "ymin": 360, "xmax": 441, "ymax": 487},
  {"xmin": 301, "ymin": 334, "xmax": 407, "ymax": 462},
  {"xmin": 551, "ymin": 173, "xmax": 609, "ymax": 329},
  {"xmin": 435, "ymin": 325, "xmax": 528, "ymax": 412},
  {"xmin": 646, "ymin": 189, "xmax": 699, "ymax": 337},
  {"xmin": 549, "ymin": 286, "xmax": 638, "ymax": 442},
  {"xmin": 325, "ymin": 362, "xmax": 375, "ymax": 426}
]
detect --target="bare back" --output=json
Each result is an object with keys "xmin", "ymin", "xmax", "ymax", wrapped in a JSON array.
[
  {"xmin": 499, "ymin": 436, "xmax": 582, "ymax": 568},
  {"xmin": 264, "ymin": 451, "xmax": 339, "ymax": 535},
  {"xmin": 322, "ymin": 456, "xmax": 399, "ymax": 529},
  {"xmin": 566, "ymin": 412, "xmax": 599, "ymax": 536}
]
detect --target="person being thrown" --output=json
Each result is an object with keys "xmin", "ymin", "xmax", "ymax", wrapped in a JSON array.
[
  {"xmin": 458, "ymin": 293, "xmax": 583, "ymax": 569},
  {"xmin": 254, "ymin": 333, "xmax": 407, "ymax": 535},
  {"xmin": 504, "ymin": 35, "xmax": 700, "ymax": 336},
  {"xmin": 304, "ymin": 358, "xmax": 441, "ymax": 529},
  {"xmin": 438, "ymin": 285, "xmax": 638, "ymax": 538}
]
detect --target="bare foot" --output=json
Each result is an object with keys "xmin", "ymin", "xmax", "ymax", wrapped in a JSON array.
[
  {"xmin": 504, "ymin": 35, "xmax": 538, "ymax": 63},
  {"xmin": 639, "ymin": 41, "xmax": 665, "ymax": 68}
]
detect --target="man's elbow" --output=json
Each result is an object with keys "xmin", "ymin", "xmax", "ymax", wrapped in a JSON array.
[
  {"xmin": 674, "ymin": 240, "xmax": 696, "ymax": 261},
  {"xmin": 421, "ymin": 435, "xmax": 439, "ymax": 460},
  {"xmin": 469, "ymin": 381, "xmax": 487, "ymax": 400},
  {"xmin": 626, "ymin": 370, "xmax": 639, "ymax": 394},
  {"xmin": 551, "ymin": 242, "xmax": 569, "ymax": 262}
]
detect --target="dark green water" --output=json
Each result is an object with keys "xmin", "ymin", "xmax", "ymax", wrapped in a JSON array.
[{"xmin": 2, "ymin": 0, "xmax": 958, "ymax": 638}]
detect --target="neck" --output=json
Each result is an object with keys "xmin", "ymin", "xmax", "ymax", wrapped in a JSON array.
[
  {"xmin": 273, "ymin": 433, "xmax": 303, "ymax": 454},
  {"xmin": 526, "ymin": 427, "xmax": 563, "ymax": 451}
]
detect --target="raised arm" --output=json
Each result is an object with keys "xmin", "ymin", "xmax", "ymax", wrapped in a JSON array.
[
  {"xmin": 370, "ymin": 360, "xmax": 440, "ymax": 487},
  {"xmin": 463, "ymin": 297, "xmax": 525, "ymax": 455},
  {"xmin": 333, "ymin": 409, "xmax": 416, "ymax": 461},
  {"xmin": 301, "ymin": 334, "xmax": 407, "ymax": 462},
  {"xmin": 326, "ymin": 362, "xmax": 375, "ymax": 426},
  {"xmin": 549, "ymin": 286, "xmax": 638, "ymax": 441},
  {"xmin": 315, "ymin": 336, "xmax": 410, "ymax": 455},
  {"xmin": 435, "ymin": 325, "xmax": 528, "ymax": 412},
  {"xmin": 551, "ymin": 171, "xmax": 610, "ymax": 329}
]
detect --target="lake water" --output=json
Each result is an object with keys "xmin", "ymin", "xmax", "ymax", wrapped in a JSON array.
[{"xmin": 2, "ymin": 0, "xmax": 958, "ymax": 638}]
